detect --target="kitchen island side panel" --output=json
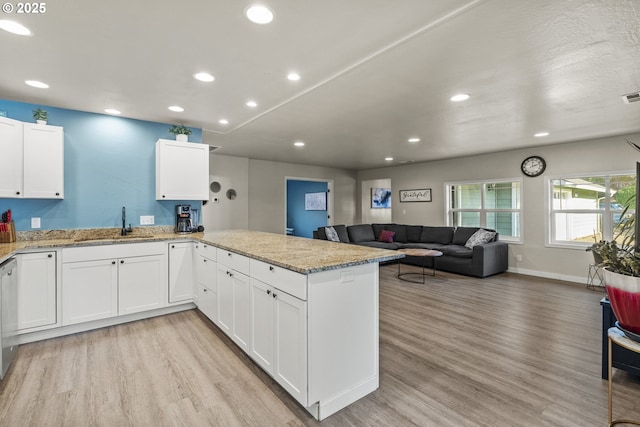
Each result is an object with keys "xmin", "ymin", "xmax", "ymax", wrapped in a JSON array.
[{"xmin": 307, "ymin": 262, "xmax": 379, "ymax": 418}]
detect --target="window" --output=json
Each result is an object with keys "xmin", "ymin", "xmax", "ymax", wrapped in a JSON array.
[
  {"xmin": 446, "ymin": 179, "xmax": 522, "ymax": 242},
  {"xmin": 548, "ymin": 173, "xmax": 635, "ymax": 247}
]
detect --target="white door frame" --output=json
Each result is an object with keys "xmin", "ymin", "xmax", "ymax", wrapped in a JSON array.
[{"xmin": 284, "ymin": 177, "xmax": 334, "ymax": 235}]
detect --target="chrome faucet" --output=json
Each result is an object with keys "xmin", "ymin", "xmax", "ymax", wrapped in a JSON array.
[{"xmin": 121, "ymin": 206, "xmax": 133, "ymax": 236}]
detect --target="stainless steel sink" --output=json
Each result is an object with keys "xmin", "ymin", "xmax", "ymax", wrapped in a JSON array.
[{"xmin": 73, "ymin": 235, "xmax": 155, "ymax": 243}]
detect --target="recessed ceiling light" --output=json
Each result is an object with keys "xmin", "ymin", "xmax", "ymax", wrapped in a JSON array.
[
  {"xmin": 287, "ymin": 72, "xmax": 301, "ymax": 81},
  {"xmin": 385, "ymin": 157, "xmax": 394, "ymax": 161},
  {"xmin": 450, "ymin": 93, "xmax": 470, "ymax": 102},
  {"xmin": 104, "ymin": 109, "xmax": 121, "ymax": 115},
  {"xmin": 534, "ymin": 132, "xmax": 549, "ymax": 137},
  {"xmin": 194, "ymin": 72, "xmax": 214, "ymax": 82},
  {"xmin": 219, "ymin": 119, "xmax": 229, "ymax": 125},
  {"xmin": 168, "ymin": 105, "xmax": 184, "ymax": 112},
  {"xmin": 245, "ymin": 5, "xmax": 274, "ymax": 24},
  {"xmin": 246, "ymin": 100, "xmax": 258, "ymax": 108},
  {"xmin": 408, "ymin": 137, "xmax": 420, "ymax": 143},
  {"xmin": 25, "ymin": 80, "xmax": 49, "ymax": 89},
  {"xmin": 0, "ymin": 20, "xmax": 32, "ymax": 36},
  {"xmin": 294, "ymin": 141, "xmax": 305, "ymax": 147}
]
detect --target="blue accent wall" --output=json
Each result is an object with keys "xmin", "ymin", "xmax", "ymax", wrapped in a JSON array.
[
  {"xmin": 286, "ymin": 180, "xmax": 328, "ymax": 238},
  {"xmin": 0, "ymin": 99, "xmax": 202, "ymax": 231}
]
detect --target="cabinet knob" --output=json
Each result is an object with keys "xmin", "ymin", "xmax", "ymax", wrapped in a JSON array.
[
  {"xmin": 203, "ymin": 288, "xmax": 207, "ymax": 292},
  {"xmin": 112, "ymin": 261, "xmax": 116, "ymax": 265},
  {"xmin": 203, "ymin": 259, "xmax": 207, "ymax": 263},
  {"xmin": 228, "ymin": 253, "xmax": 232, "ymax": 257},
  {"xmin": 47, "ymin": 254, "xmax": 53, "ymax": 258},
  {"xmin": 267, "ymin": 289, "xmax": 271, "ymax": 295},
  {"xmin": 269, "ymin": 266, "xmax": 274, "ymax": 272},
  {"xmin": 171, "ymin": 245, "xmax": 175, "ymax": 249},
  {"xmin": 55, "ymin": 192, "xmax": 60, "ymax": 196},
  {"xmin": 162, "ymin": 195, "xmax": 166, "ymax": 198},
  {"xmin": 120, "ymin": 260, "xmax": 124, "ymax": 264},
  {"xmin": 272, "ymin": 293, "xmax": 277, "ymax": 298},
  {"xmin": 204, "ymin": 245, "xmax": 207, "ymax": 248},
  {"xmin": 16, "ymin": 191, "xmax": 20, "ymax": 195}
]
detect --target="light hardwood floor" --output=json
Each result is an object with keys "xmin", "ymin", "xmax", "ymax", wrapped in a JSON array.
[{"xmin": 2, "ymin": 265, "xmax": 640, "ymax": 426}]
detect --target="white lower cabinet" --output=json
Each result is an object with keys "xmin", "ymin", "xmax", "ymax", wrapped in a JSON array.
[
  {"xmin": 250, "ymin": 278, "xmax": 308, "ymax": 405},
  {"xmin": 62, "ymin": 243, "xmax": 168, "ymax": 326},
  {"xmin": 168, "ymin": 242, "xmax": 194, "ymax": 303},
  {"xmin": 16, "ymin": 251, "xmax": 57, "ymax": 331},
  {"xmin": 217, "ymin": 261, "xmax": 250, "ymax": 352},
  {"xmin": 196, "ymin": 284, "xmax": 217, "ymax": 323},
  {"xmin": 118, "ymin": 255, "xmax": 167, "ymax": 315},
  {"xmin": 62, "ymin": 259, "xmax": 118, "ymax": 325},
  {"xmin": 195, "ymin": 246, "xmax": 217, "ymax": 323}
]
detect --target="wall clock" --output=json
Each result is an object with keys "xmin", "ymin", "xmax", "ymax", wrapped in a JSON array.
[{"xmin": 521, "ymin": 156, "xmax": 546, "ymax": 177}]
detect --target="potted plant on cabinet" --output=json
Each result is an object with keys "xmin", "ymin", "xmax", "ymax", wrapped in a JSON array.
[
  {"xmin": 591, "ymin": 157, "xmax": 640, "ymax": 339},
  {"xmin": 168, "ymin": 124, "xmax": 192, "ymax": 142},
  {"xmin": 33, "ymin": 108, "xmax": 47, "ymax": 125}
]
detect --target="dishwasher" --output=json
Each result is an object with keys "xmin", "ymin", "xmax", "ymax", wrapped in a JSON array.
[{"xmin": 0, "ymin": 257, "xmax": 17, "ymax": 380}]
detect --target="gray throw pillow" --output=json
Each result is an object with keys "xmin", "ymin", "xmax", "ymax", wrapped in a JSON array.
[
  {"xmin": 465, "ymin": 229, "xmax": 496, "ymax": 248},
  {"xmin": 325, "ymin": 226, "xmax": 340, "ymax": 242}
]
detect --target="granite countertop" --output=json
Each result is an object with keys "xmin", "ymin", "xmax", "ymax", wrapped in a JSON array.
[{"xmin": 0, "ymin": 228, "xmax": 402, "ymax": 274}]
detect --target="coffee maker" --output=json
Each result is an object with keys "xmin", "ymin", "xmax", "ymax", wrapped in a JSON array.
[{"xmin": 175, "ymin": 205, "xmax": 193, "ymax": 233}]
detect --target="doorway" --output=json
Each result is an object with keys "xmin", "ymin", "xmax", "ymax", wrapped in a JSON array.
[{"xmin": 285, "ymin": 177, "xmax": 334, "ymax": 238}]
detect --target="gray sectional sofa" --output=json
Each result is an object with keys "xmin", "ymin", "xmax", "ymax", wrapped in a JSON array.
[{"xmin": 314, "ymin": 223, "xmax": 508, "ymax": 278}]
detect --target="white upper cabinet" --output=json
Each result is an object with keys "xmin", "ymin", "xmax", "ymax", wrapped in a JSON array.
[
  {"xmin": 0, "ymin": 118, "xmax": 64, "ymax": 199},
  {"xmin": 0, "ymin": 117, "xmax": 24, "ymax": 198},
  {"xmin": 156, "ymin": 139, "xmax": 209, "ymax": 200},
  {"xmin": 23, "ymin": 123, "xmax": 64, "ymax": 199}
]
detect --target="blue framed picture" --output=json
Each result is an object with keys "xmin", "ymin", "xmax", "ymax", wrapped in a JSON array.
[{"xmin": 371, "ymin": 188, "xmax": 392, "ymax": 208}]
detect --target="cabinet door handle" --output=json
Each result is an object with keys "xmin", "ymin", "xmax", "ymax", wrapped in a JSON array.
[
  {"xmin": 204, "ymin": 245, "xmax": 207, "ymax": 248},
  {"xmin": 267, "ymin": 289, "xmax": 271, "ymax": 295},
  {"xmin": 203, "ymin": 259, "xmax": 207, "ymax": 263},
  {"xmin": 269, "ymin": 266, "xmax": 274, "ymax": 272},
  {"xmin": 227, "ymin": 253, "xmax": 232, "ymax": 257},
  {"xmin": 120, "ymin": 260, "xmax": 125, "ymax": 264},
  {"xmin": 272, "ymin": 293, "xmax": 277, "ymax": 298},
  {"xmin": 112, "ymin": 261, "xmax": 116, "ymax": 265},
  {"xmin": 55, "ymin": 192, "xmax": 60, "ymax": 196},
  {"xmin": 203, "ymin": 288, "xmax": 207, "ymax": 292},
  {"xmin": 47, "ymin": 254, "xmax": 53, "ymax": 258}
]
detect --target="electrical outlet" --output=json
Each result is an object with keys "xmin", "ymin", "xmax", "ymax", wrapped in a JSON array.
[
  {"xmin": 516, "ymin": 254, "xmax": 523, "ymax": 262},
  {"xmin": 140, "ymin": 215, "xmax": 154, "ymax": 225},
  {"xmin": 31, "ymin": 217, "xmax": 41, "ymax": 229}
]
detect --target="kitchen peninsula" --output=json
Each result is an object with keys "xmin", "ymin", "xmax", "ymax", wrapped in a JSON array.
[{"xmin": 0, "ymin": 229, "xmax": 402, "ymax": 420}]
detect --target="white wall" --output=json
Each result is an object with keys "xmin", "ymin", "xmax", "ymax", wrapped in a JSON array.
[
  {"xmin": 202, "ymin": 154, "xmax": 249, "ymax": 231},
  {"xmin": 358, "ymin": 132, "xmax": 640, "ymax": 283},
  {"xmin": 248, "ymin": 159, "xmax": 357, "ymax": 234}
]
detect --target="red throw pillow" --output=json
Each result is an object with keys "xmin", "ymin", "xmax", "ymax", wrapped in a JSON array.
[{"xmin": 379, "ymin": 229, "xmax": 395, "ymax": 243}]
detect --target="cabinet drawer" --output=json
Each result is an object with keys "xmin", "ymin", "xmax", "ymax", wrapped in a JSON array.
[
  {"xmin": 63, "ymin": 242, "xmax": 167, "ymax": 262},
  {"xmin": 217, "ymin": 249, "xmax": 250, "ymax": 274},
  {"xmin": 250, "ymin": 259, "xmax": 307, "ymax": 301},
  {"xmin": 195, "ymin": 242, "xmax": 216, "ymax": 261}
]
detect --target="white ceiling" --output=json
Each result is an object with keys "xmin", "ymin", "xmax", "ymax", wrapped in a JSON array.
[{"xmin": 1, "ymin": 0, "xmax": 639, "ymax": 170}]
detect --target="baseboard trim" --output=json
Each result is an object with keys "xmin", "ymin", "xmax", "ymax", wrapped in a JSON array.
[{"xmin": 507, "ymin": 267, "xmax": 587, "ymax": 285}]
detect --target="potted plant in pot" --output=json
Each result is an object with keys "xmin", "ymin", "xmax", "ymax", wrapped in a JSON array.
[
  {"xmin": 168, "ymin": 124, "xmax": 192, "ymax": 142},
  {"xmin": 33, "ymin": 108, "xmax": 48, "ymax": 125},
  {"xmin": 591, "ymin": 161, "xmax": 640, "ymax": 339}
]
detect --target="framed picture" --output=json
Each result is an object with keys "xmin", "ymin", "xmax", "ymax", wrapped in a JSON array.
[
  {"xmin": 371, "ymin": 188, "xmax": 392, "ymax": 208},
  {"xmin": 399, "ymin": 188, "xmax": 432, "ymax": 202},
  {"xmin": 305, "ymin": 192, "xmax": 327, "ymax": 211}
]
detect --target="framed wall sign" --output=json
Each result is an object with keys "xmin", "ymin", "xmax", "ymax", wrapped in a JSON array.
[
  {"xmin": 371, "ymin": 188, "xmax": 392, "ymax": 208},
  {"xmin": 305, "ymin": 192, "xmax": 327, "ymax": 211},
  {"xmin": 399, "ymin": 188, "xmax": 432, "ymax": 202}
]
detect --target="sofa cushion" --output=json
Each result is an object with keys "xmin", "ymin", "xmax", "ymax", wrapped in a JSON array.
[
  {"xmin": 325, "ymin": 226, "xmax": 340, "ymax": 242},
  {"xmin": 316, "ymin": 227, "xmax": 328, "ymax": 240},
  {"xmin": 385, "ymin": 224, "xmax": 407, "ymax": 243},
  {"xmin": 453, "ymin": 227, "xmax": 496, "ymax": 245},
  {"xmin": 379, "ymin": 229, "xmax": 396, "ymax": 243},
  {"xmin": 439, "ymin": 245, "xmax": 473, "ymax": 258},
  {"xmin": 407, "ymin": 225, "xmax": 423, "ymax": 243},
  {"xmin": 420, "ymin": 226, "xmax": 454, "ymax": 245},
  {"xmin": 347, "ymin": 224, "xmax": 376, "ymax": 243},
  {"xmin": 333, "ymin": 225, "xmax": 350, "ymax": 243},
  {"xmin": 358, "ymin": 241, "xmax": 400, "ymax": 250},
  {"xmin": 371, "ymin": 223, "xmax": 388, "ymax": 240},
  {"xmin": 465, "ymin": 229, "xmax": 496, "ymax": 248},
  {"xmin": 400, "ymin": 242, "xmax": 447, "ymax": 251}
]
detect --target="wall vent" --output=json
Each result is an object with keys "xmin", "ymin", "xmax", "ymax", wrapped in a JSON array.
[{"xmin": 622, "ymin": 91, "xmax": 640, "ymax": 104}]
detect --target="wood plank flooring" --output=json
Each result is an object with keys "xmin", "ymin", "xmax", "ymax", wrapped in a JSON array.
[{"xmin": 2, "ymin": 265, "xmax": 640, "ymax": 426}]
